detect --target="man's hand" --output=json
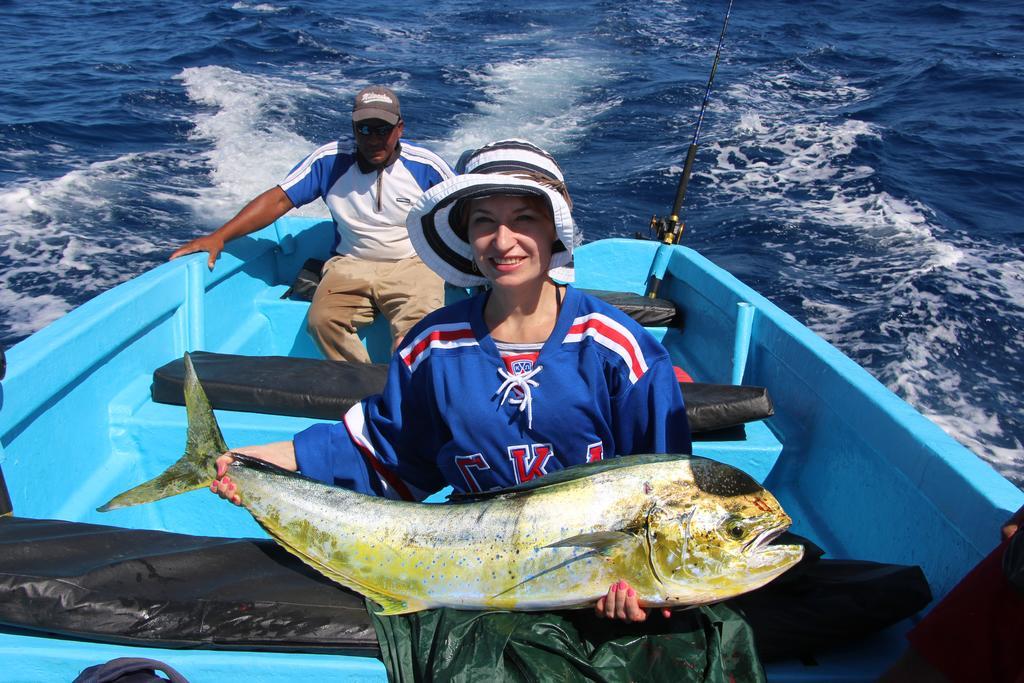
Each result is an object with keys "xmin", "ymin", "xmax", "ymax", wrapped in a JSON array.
[
  {"xmin": 170, "ymin": 187, "xmax": 293, "ymax": 270},
  {"xmin": 1002, "ymin": 504, "xmax": 1024, "ymax": 541},
  {"xmin": 170, "ymin": 234, "xmax": 226, "ymax": 270}
]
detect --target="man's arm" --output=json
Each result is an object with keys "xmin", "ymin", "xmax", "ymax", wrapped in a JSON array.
[{"xmin": 170, "ymin": 186, "xmax": 295, "ymax": 269}]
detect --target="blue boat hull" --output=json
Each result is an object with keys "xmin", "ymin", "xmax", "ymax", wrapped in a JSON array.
[{"xmin": 1, "ymin": 217, "xmax": 1020, "ymax": 681}]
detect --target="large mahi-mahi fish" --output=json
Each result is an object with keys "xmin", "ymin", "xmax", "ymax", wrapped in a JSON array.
[{"xmin": 99, "ymin": 354, "xmax": 803, "ymax": 615}]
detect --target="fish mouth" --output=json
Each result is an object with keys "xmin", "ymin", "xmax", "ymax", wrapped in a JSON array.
[
  {"xmin": 744, "ymin": 521, "xmax": 804, "ymax": 572},
  {"xmin": 743, "ymin": 521, "xmax": 789, "ymax": 555}
]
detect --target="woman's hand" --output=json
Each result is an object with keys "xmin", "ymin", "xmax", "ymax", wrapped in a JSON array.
[
  {"xmin": 594, "ymin": 580, "xmax": 672, "ymax": 623},
  {"xmin": 210, "ymin": 453, "xmax": 243, "ymax": 505},
  {"xmin": 210, "ymin": 441, "xmax": 298, "ymax": 506}
]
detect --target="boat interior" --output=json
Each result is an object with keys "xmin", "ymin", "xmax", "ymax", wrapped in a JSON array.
[{"xmin": 1, "ymin": 216, "xmax": 1021, "ymax": 681}]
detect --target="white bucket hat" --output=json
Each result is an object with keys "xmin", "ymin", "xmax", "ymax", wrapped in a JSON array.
[{"xmin": 407, "ymin": 139, "xmax": 576, "ymax": 288}]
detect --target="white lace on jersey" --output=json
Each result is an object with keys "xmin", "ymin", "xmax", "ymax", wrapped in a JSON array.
[{"xmin": 494, "ymin": 364, "xmax": 544, "ymax": 429}]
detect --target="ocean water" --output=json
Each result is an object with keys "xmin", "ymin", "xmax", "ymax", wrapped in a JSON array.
[{"xmin": 2, "ymin": 0, "xmax": 1022, "ymax": 487}]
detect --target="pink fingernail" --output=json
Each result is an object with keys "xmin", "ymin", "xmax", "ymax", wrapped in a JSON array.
[
  {"xmin": 610, "ymin": 584, "xmax": 617, "ymax": 592},
  {"xmin": 627, "ymin": 588, "xmax": 635, "ymax": 597}
]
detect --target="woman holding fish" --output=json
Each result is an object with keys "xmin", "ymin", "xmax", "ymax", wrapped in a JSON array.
[{"xmin": 212, "ymin": 140, "xmax": 693, "ymax": 622}]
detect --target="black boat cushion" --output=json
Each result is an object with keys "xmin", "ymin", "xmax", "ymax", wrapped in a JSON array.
[
  {"xmin": 152, "ymin": 352, "xmax": 389, "ymax": 422},
  {"xmin": 152, "ymin": 352, "xmax": 773, "ymax": 433},
  {"xmin": 283, "ymin": 258, "xmax": 681, "ymax": 328},
  {"xmin": 732, "ymin": 558, "xmax": 932, "ymax": 662},
  {"xmin": 579, "ymin": 289, "xmax": 681, "ymax": 328},
  {"xmin": 681, "ymin": 382, "xmax": 774, "ymax": 433}
]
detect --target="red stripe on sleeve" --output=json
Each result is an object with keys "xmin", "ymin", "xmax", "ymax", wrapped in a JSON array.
[
  {"xmin": 568, "ymin": 318, "xmax": 646, "ymax": 380},
  {"xmin": 402, "ymin": 327, "xmax": 476, "ymax": 368}
]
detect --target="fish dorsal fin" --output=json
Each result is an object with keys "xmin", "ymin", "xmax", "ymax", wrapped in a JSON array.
[
  {"xmin": 448, "ymin": 453, "xmax": 692, "ymax": 502},
  {"xmin": 229, "ymin": 452, "xmax": 327, "ymax": 486}
]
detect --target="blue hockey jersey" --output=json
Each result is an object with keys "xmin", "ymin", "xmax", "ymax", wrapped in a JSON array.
[{"xmin": 293, "ymin": 285, "xmax": 691, "ymax": 500}]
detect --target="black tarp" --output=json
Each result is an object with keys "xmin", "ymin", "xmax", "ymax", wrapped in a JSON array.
[
  {"xmin": 152, "ymin": 352, "xmax": 773, "ymax": 432},
  {"xmin": 0, "ymin": 516, "xmax": 930, "ymax": 667},
  {"xmin": 0, "ymin": 517, "xmax": 379, "ymax": 653}
]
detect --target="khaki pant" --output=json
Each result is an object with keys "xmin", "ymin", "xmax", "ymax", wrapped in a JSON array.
[{"xmin": 306, "ymin": 254, "xmax": 444, "ymax": 362}]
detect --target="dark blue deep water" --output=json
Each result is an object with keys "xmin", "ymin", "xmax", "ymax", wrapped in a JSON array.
[{"xmin": 2, "ymin": 1, "xmax": 1022, "ymax": 486}]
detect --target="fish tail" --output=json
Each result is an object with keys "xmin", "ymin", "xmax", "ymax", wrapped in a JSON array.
[{"xmin": 97, "ymin": 353, "xmax": 228, "ymax": 512}]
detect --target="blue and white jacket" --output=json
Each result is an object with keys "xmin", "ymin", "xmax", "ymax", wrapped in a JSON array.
[
  {"xmin": 280, "ymin": 140, "xmax": 453, "ymax": 261},
  {"xmin": 293, "ymin": 286, "xmax": 691, "ymax": 499}
]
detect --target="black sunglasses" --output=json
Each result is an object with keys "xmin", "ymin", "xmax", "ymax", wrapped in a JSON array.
[{"xmin": 355, "ymin": 123, "xmax": 397, "ymax": 137}]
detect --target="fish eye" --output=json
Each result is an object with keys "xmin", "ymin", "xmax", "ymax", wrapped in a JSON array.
[{"xmin": 726, "ymin": 523, "xmax": 746, "ymax": 540}]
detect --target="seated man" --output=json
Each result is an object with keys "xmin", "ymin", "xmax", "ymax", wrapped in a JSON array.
[{"xmin": 171, "ymin": 85, "xmax": 454, "ymax": 362}]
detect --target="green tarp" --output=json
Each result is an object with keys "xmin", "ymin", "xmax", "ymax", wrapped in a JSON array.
[{"xmin": 370, "ymin": 602, "xmax": 765, "ymax": 683}]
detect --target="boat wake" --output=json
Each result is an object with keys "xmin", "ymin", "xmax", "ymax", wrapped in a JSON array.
[
  {"xmin": 695, "ymin": 58, "xmax": 1024, "ymax": 483},
  {"xmin": 429, "ymin": 55, "xmax": 620, "ymax": 164}
]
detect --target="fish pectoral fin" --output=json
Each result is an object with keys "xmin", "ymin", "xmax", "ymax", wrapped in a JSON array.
[
  {"xmin": 545, "ymin": 531, "xmax": 636, "ymax": 556},
  {"xmin": 492, "ymin": 549, "xmax": 602, "ymax": 599},
  {"xmin": 492, "ymin": 533, "xmax": 642, "ymax": 600}
]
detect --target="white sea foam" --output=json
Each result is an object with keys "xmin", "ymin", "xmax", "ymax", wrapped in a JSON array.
[
  {"xmin": 176, "ymin": 65, "xmax": 346, "ymax": 222},
  {"xmin": 431, "ymin": 56, "xmax": 620, "ymax": 163},
  {"xmin": 0, "ymin": 154, "xmax": 166, "ymax": 254},
  {"xmin": 338, "ymin": 17, "xmax": 418, "ymax": 43},
  {"xmin": 931, "ymin": 415, "xmax": 1023, "ymax": 473},
  {"xmin": 231, "ymin": 2, "xmax": 283, "ymax": 12},
  {"xmin": 705, "ymin": 113, "xmax": 964, "ymax": 274},
  {"xmin": 712, "ymin": 62, "xmax": 1024, "ymax": 473},
  {"xmin": 0, "ymin": 151, "xmax": 172, "ymax": 342},
  {"xmin": 0, "ymin": 286, "xmax": 70, "ymax": 339},
  {"xmin": 0, "ymin": 64, "xmax": 396, "ymax": 345},
  {"xmin": 483, "ymin": 28, "xmax": 553, "ymax": 43}
]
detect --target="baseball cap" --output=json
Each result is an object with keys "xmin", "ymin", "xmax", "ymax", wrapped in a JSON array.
[{"xmin": 352, "ymin": 86, "xmax": 401, "ymax": 125}]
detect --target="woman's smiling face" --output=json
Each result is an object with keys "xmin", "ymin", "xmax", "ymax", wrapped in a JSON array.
[{"xmin": 466, "ymin": 194, "xmax": 556, "ymax": 290}]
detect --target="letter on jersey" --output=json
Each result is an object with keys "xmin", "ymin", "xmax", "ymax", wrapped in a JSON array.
[
  {"xmin": 508, "ymin": 443, "xmax": 554, "ymax": 484},
  {"xmin": 455, "ymin": 453, "xmax": 491, "ymax": 493}
]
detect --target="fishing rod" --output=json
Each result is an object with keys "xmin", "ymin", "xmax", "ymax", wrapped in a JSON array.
[{"xmin": 646, "ymin": 0, "xmax": 734, "ymax": 297}]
